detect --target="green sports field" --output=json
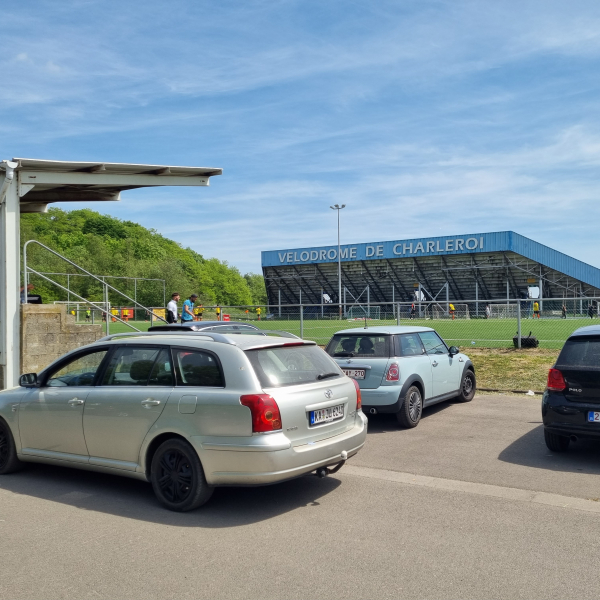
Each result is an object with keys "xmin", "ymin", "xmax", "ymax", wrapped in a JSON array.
[{"xmin": 94, "ymin": 316, "xmax": 598, "ymax": 349}]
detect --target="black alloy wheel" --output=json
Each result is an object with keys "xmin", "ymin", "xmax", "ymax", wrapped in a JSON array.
[
  {"xmin": 397, "ymin": 385, "xmax": 423, "ymax": 428},
  {"xmin": 0, "ymin": 428, "xmax": 8, "ymax": 470},
  {"xmin": 457, "ymin": 369, "xmax": 476, "ymax": 402},
  {"xmin": 0, "ymin": 419, "xmax": 23, "ymax": 475},
  {"xmin": 150, "ymin": 439, "xmax": 213, "ymax": 512},
  {"xmin": 157, "ymin": 449, "xmax": 193, "ymax": 503}
]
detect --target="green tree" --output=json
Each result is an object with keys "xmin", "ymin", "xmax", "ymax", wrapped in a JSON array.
[
  {"xmin": 244, "ymin": 273, "xmax": 267, "ymax": 305},
  {"xmin": 20, "ymin": 208, "xmax": 253, "ymax": 308}
]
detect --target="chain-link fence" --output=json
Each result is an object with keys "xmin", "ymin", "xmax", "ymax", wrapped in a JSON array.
[
  {"xmin": 66, "ymin": 298, "xmax": 600, "ymax": 349},
  {"xmin": 221, "ymin": 299, "xmax": 600, "ymax": 349}
]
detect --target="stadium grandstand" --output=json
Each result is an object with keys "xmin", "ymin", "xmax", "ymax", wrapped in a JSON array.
[{"xmin": 261, "ymin": 231, "xmax": 600, "ymax": 317}]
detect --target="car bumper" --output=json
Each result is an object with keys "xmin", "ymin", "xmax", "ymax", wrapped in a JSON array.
[
  {"xmin": 542, "ymin": 391, "xmax": 600, "ymax": 440},
  {"xmin": 193, "ymin": 412, "xmax": 368, "ymax": 486},
  {"xmin": 360, "ymin": 386, "xmax": 402, "ymax": 412}
]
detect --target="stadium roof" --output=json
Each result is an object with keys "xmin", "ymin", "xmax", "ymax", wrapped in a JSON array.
[{"xmin": 262, "ymin": 231, "xmax": 600, "ymax": 290}]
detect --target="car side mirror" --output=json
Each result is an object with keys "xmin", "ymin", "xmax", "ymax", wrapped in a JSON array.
[
  {"xmin": 448, "ymin": 346, "xmax": 459, "ymax": 356},
  {"xmin": 20, "ymin": 372, "xmax": 38, "ymax": 387}
]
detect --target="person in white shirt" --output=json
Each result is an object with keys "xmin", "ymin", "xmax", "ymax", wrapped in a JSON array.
[{"xmin": 167, "ymin": 293, "xmax": 180, "ymax": 323}]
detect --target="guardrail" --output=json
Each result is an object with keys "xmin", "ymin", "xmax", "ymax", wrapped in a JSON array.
[{"xmin": 23, "ymin": 239, "xmax": 167, "ymax": 334}]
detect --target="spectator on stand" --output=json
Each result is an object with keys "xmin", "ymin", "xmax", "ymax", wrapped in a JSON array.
[
  {"xmin": 167, "ymin": 293, "xmax": 180, "ymax": 324},
  {"xmin": 562, "ymin": 303, "xmax": 567, "ymax": 319},
  {"xmin": 181, "ymin": 294, "xmax": 198, "ymax": 323},
  {"xmin": 533, "ymin": 301, "xmax": 541, "ymax": 319},
  {"xmin": 215, "ymin": 305, "xmax": 221, "ymax": 321}
]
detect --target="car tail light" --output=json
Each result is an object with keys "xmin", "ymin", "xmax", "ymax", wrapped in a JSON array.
[
  {"xmin": 547, "ymin": 368, "xmax": 566, "ymax": 392},
  {"xmin": 386, "ymin": 362, "xmax": 400, "ymax": 381},
  {"xmin": 240, "ymin": 394, "xmax": 282, "ymax": 432},
  {"xmin": 351, "ymin": 378, "xmax": 362, "ymax": 410}
]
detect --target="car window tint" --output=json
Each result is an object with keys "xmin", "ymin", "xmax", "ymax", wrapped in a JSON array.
[
  {"xmin": 556, "ymin": 338, "xmax": 600, "ymax": 369},
  {"xmin": 213, "ymin": 325, "xmax": 240, "ymax": 333},
  {"xmin": 398, "ymin": 334, "xmax": 424, "ymax": 357},
  {"xmin": 174, "ymin": 349, "xmax": 224, "ymax": 387},
  {"xmin": 237, "ymin": 326, "xmax": 260, "ymax": 334},
  {"xmin": 148, "ymin": 349, "xmax": 174, "ymax": 386},
  {"xmin": 246, "ymin": 345, "xmax": 341, "ymax": 388},
  {"xmin": 325, "ymin": 335, "xmax": 390, "ymax": 357},
  {"xmin": 102, "ymin": 346, "xmax": 162, "ymax": 386},
  {"xmin": 418, "ymin": 332, "xmax": 447, "ymax": 355},
  {"xmin": 46, "ymin": 350, "xmax": 108, "ymax": 387}
]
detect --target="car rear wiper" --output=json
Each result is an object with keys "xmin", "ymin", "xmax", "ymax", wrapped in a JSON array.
[{"xmin": 317, "ymin": 372, "xmax": 341, "ymax": 380}]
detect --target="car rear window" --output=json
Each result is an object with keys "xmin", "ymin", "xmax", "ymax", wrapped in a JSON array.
[
  {"xmin": 325, "ymin": 334, "xmax": 391, "ymax": 358},
  {"xmin": 246, "ymin": 345, "xmax": 342, "ymax": 388},
  {"xmin": 556, "ymin": 337, "xmax": 600, "ymax": 369}
]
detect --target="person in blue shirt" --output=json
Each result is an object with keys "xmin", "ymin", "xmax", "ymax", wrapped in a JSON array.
[{"xmin": 181, "ymin": 294, "xmax": 198, "ymax": 323}]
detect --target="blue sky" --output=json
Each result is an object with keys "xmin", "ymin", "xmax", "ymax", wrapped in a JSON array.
[{"xmin": 3, "ymin": 0, "xmax": 600, "ymax": 274}]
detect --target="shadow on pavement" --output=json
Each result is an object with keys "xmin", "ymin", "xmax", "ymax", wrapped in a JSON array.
[
  {"xmin": 498, "ymin": 424, "xmax": 600, "ymax": 475},
  {"xmin": 365, "ymin": 401, "xmax": 454, "ymax": 434},
  {"xmin": 0, "ymin": 463, "xmax": 341, "ymax": 527}
]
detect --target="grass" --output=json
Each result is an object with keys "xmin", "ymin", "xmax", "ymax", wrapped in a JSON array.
[
  {"xmin": 85, "ymin": 317, "xmax": 560, "ymax": 392},
  {"xmin": 92, "ymin": 315, "xmax": 593, "ymax": 349},
  {"xmin": 252, "ymin": 315, "xmax": 595, "ymax": 349},
  {"xmin": 465, "ymin": 348, "xmax": 558, "ymax": 392}
]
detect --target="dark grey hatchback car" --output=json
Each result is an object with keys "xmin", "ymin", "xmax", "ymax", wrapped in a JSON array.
[
  {"xmin": 542, "ymin": 325, "xmax": 600, "ymax": 451},
  {"xmin": 148, "ymin": 321, "xmax": 261, "ymax": 334}
]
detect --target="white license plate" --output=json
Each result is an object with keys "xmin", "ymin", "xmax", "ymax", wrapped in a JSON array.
[
  {"xmin": 588, "ymin": 411, "xmax": 600, "ymax": 422},
  {"xmin": 310, "ymin": 404, "xmax": 344, "ymax": 425},
  {"xmin": 342, "ymin": 369, "xmax": 365, "ymax": 380}
]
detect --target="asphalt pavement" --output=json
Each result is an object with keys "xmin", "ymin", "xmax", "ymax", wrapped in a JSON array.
[{"xmin": 2, "ymin": 394, "xmax": 600, "ymax": 599}]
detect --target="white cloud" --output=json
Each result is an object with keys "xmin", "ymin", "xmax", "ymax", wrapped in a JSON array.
[{"xmin": 3, "ymin": 0, "xmax": 600, "ymax": 276}]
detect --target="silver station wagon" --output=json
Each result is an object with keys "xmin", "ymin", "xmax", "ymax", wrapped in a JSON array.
[
  {"xmin": 325, "ymin": 326, "xmax": 476, "ymax": 428},
  {"xmin": 0, "ymin": 332, "xmax": 367, "ymax": 511}
]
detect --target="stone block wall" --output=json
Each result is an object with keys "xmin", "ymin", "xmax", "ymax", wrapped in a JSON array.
[{"xmin": 21, "ymin": 304, "xmax": 104, "ymax": 375}]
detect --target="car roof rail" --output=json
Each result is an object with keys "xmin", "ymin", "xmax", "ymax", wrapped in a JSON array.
[
  {"xmin": 258, "ymin": 330, "xmax": 300, "ymax": 339},
  {"xmin": 98, "ymin": 331, "xmax": 238, "ymax": 345}
]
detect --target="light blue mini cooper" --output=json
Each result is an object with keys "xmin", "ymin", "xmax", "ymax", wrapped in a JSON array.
[{"xmin": 325, "ymin": 326, "xmax": 476, "ymax": 428}]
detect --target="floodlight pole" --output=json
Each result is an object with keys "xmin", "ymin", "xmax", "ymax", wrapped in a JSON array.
[{"xmin": 330, "ymin": 204, "xmax": 346, "ymax": 319}]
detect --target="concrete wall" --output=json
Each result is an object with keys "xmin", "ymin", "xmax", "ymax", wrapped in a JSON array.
[{"xmin": 21, "ymin": 304, "xmax": 104, "ymax": 376}]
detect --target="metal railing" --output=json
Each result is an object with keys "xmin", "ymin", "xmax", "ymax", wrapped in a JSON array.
[{"xmin": 23, "ymin": 240, "xmax": 168, "ymax": 334}]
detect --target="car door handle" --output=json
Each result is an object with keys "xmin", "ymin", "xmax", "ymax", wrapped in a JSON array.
[
  {"xmin": 141, "ymin": 399, "xmax": 161, "ymax": 407},
  {"xmin": 432, "ymin": 361, "xmax": 438, "ymax": 367},
  {"xmin": 68, "ymin": 398, "xmax": 85, "ymax": 405}
]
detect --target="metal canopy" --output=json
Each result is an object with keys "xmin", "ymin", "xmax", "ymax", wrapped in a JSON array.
[
  {"xmin": 5, "ymin": 158, "xmax": 222, "ymax": 212},
  {"xmin": 0, "ymin": 157, "xmax": 222, "ymax": 389}
]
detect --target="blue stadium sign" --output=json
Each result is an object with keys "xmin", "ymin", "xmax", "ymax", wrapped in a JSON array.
[
  {"xmin": 263, "ymin": 232, "xmax": 497, "ymax": 267},
  {"xmin": 262, "ymin": 230, "xmax": 600, "ymax": 291},
  {"xmin": 262, "ymin": 231, "xmax": 600, "ymax": 288}
]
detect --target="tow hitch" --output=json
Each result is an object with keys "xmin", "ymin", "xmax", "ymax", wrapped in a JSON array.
[{"xmin": 315, "ymin": 451, "xmax": 347, "ymax": 478}]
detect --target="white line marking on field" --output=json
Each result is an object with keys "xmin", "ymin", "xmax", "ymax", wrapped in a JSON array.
[{"xmin": 343, "ymin": 465, "xmax": 600, "ymax": 514}]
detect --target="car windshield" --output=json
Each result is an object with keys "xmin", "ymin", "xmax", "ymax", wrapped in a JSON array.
[
  {"xmin": 325, "ymin": 335, "xmax": 391, "ymax": 358},
  {"xmin": 246, "ymin": 345, "xmax": 342, "ymax": 388},
  {"xmin": 556, "ymin": 337, "xmax": 600, "ymax": 369}
]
